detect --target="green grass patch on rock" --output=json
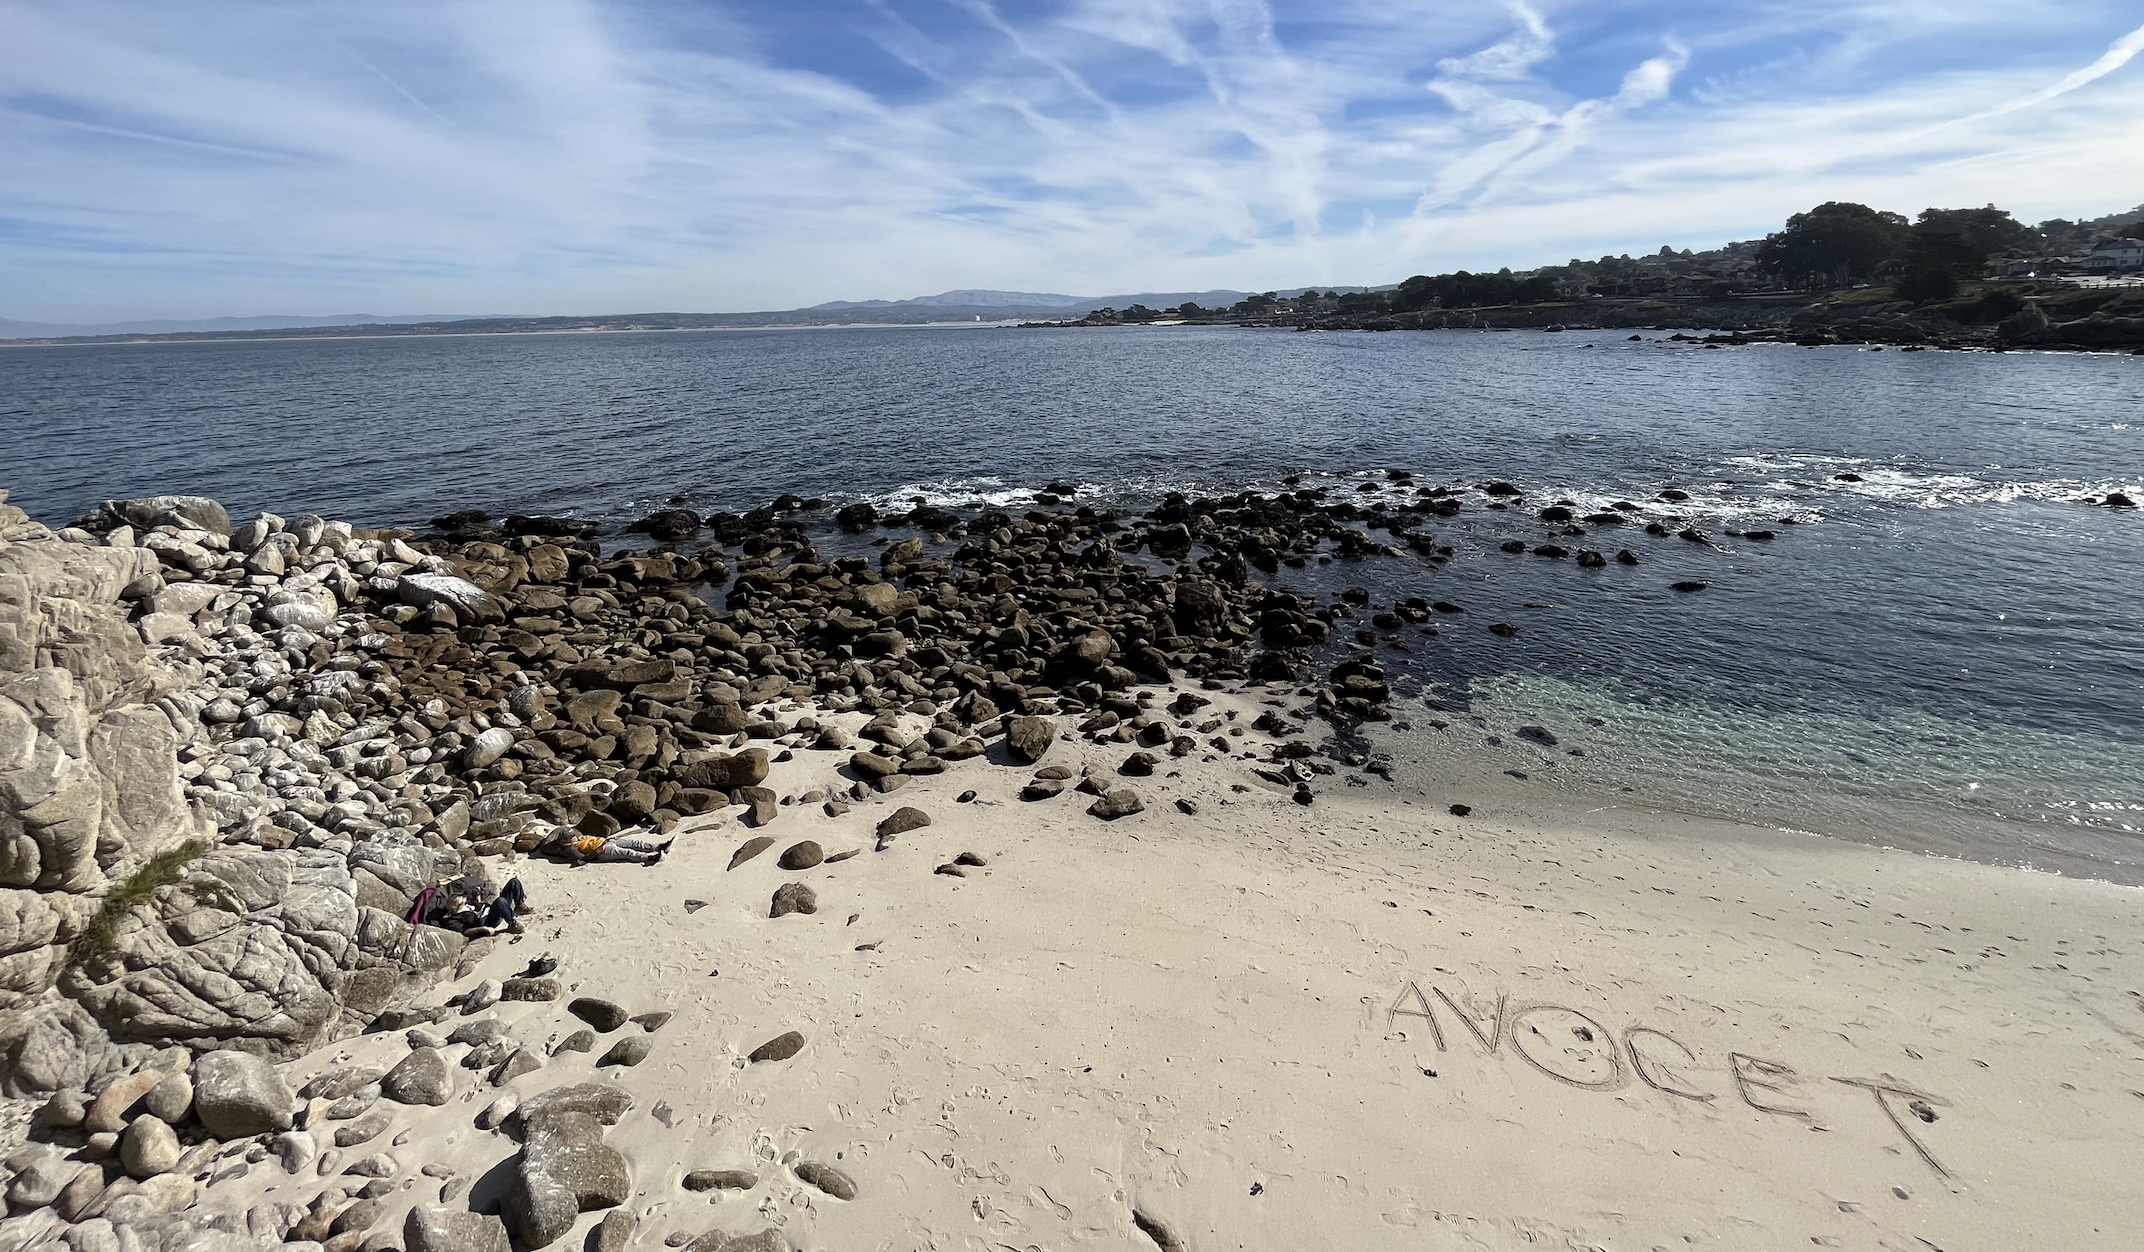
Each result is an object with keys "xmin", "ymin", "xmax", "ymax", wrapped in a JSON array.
[{"xmin": 68, "ymin": 839, "xmax": 211, "ymax": 962}]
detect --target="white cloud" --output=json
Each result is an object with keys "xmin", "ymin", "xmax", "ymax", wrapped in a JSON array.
[
  {"xmin": 1949, "ymin": 17, "xmax": 2144, "ymax": 123},
  {"xmin": 0, "ymin": 0, "xmax": 2140, "ymax": 320}
]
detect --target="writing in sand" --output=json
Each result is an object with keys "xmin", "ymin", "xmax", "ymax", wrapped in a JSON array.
[{"xmin": 1386, "ymin": 981, "xmax": 1955, "ymax": 1177}]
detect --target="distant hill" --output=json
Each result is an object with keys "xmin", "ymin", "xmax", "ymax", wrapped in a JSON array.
[
  {"xmin": 2084, "ymin": 203, "xmax": 2144, "ymax": 231},
  {"xmin": 812, "ymin": 290, "xmax": 1084, "ymax": 310},
  {"xmin": 813, "ymin": 286, "xmax": 1374, "ymax": 316}
]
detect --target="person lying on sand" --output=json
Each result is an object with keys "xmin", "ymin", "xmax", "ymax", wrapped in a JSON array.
[
  {"xmin": 429, "ymin": 876, "xmax": 530, "ymax": 936},
  {"xmin": 559, "ymin": 833, "xmax": 673, "ymax": 866}
]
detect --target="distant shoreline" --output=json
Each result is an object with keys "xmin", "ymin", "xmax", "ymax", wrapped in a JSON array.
[{"xmin": 0, "ymin": 318, "xmax": 1038, "ymax": 349}]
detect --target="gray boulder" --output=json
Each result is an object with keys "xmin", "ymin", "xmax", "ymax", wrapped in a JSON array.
[
  {"xmin": 507, "ymin": 1083, "xmax": 632, "ymax": 1134},
  {"xmin": 143, "ymin": 1071, "xmax": 193, "ymax": 1124},
  {"xmin": 747, "ymin": 1031, "xmax": 804, "ymax": 1064},
  {"xmin": 596, "ymin": 1037, "xmax": 651, "ymax": 1068},
  {"xmin": 347, "ymin": 841, "xmax": 442, "ymax": 917},
  {"xmin": 325, "ymin": 1084, "xmax": 381, "ymax": 1119},
  {"xmin": 395, "ymin": 574, "xmax": 502, "ymax": 625},
  {"xmin": 874, "ymin": 807, "xmax": 931, "ymax": 840},
  {"xmin": 793, "ymin": 1161, "xmax": 856, "ymax": 1200},
  {"xmin": 464, "ymin": 727, "xmax": 516, "ymax": 771},
  {"xmin": 382, "ymin": 1047, "xmax": 451, "ymax": 1106},
  {"xmin": 74, "ymin": 496, "xmax": 233, "ymax": 538},
  {"xmin": 508, "ymin": 1110, "xmax": 629, "ymax": 1249},
  {"xmin": 190, "ymin": 1050, "xmax": 295, "ymax": 1138},
  {"xmin": 768, "ymin": 884, "xmax": 815, "ymax": 919},
  {"xmin": 258, "ymin": 597, "xmax": 331, "ymax": 632},
  {"xmin": 567, "ymin": 997, "xmax": 630, "ymax": 1033},
  {"xmin": 673, "ymin": 750, "xmax": 769, "ymax": 790},
  {"xmin": 403, "ymin": 1206, "xmax": 510, "ymax": 1252},
  {"xmin": 1088, "ymin": 788, "xmax": 1145, "ymax": 820},
  {"xmin": 271, "ymin": 1131, "xmax": 316, "ymax": 1175},
  {"xmin": 120, "ymin": 1114, "xmax": 181, "ymax": 1179},
  {"xmin": 1004, "ymin": 716, "xmax": 1057, "ymax": 763},
  {"xmin": 490, "ymin": 1048, "xmax": 543, "ymax": 1087},
  {"xmin": 594, "ymin": 1210, "xmax": 635, "ymax": 1252},
  {"xmin": 7, "ymin": 1151, "xmax": 85, "ymax": 1209},
  {"xmin": 333, "ymin": 1106, "xmax": 392, "ymax": 1147},
  {"xmin": 696, "ymin": 1231, "xmax": 791, "ymax": 1252},
  {"xmin": 682, "ymin": 1170, "xmax": 757, "ymax": 1192}
]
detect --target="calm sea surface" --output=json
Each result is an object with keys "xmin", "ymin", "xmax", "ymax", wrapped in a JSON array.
[{"xmin": 3, "ymin": 326, "xmax": 2140, "ymax": 879}]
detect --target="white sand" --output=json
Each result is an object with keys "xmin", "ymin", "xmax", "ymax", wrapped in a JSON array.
[{"xmin": 223, "ymin": 694, "xmax": 2144, "ymax": 1251}]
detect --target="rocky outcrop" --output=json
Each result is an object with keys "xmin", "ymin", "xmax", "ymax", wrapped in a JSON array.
[
  {"xmin": 61, "ymin": 847, "xmax": 358, "ymax": 1051},
  {"xmin": 0, "ymin": 491, "xmax": 466, "ymax": 1093},
  {"xmin": 2, "ymin": 490, "xmax": 208, "ymax": 1081}
]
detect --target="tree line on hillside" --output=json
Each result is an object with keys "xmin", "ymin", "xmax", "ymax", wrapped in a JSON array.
[
  {"xmin": 1163, "ymin": 201, "xmax": 2141, "ymax": 319},
  {"xmin": 1755, "ymin": 203, "xmax": 2029, "ymax": 302}
]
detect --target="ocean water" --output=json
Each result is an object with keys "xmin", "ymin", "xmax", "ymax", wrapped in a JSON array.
[{"xmin": 3, "ymin": 326, "xmax": 2139, "ymax": 880}]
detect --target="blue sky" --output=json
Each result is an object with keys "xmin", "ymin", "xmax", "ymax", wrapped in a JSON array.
[{"xmin": 3, "ymin": 0, "xmax": 2142, "ymax": 321}]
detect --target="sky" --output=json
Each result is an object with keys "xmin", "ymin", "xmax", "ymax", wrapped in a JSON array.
[{"xmin": 3, "ymin": 0, "xmax": 2142, "ymax": 322}]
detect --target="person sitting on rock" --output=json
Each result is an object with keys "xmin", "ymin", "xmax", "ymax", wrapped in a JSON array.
[
  {"xmin": 433, "ymin": 893, "xmax": 486, "ymax": 933},
  {"xmin": 561, "ymin": 832, "xmax": 673, "ymax": 866}
]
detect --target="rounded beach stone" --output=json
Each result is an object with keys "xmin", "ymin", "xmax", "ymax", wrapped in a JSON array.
[
  {"xmin": 121, "ymin": 1114, "xmax": 181, "ymax": 1179},
  {"xmin": 569, "ymin": 998, "xmax": 631, "ymax": 1033},
  {"xmin": 728, "ymin": 836, "xmax": 776, "ymax": 871},
  {"xmin": 36, "ymin": 1090, "xmax": 90, "ymax": 1129},
  {"xmin": 334, "ymin": 1107, "xmax": 393, "ymax": 1148},
  {"xmin": 272, "ymin": 1131, "xmax": 317, "ymax": 1175},
  {"xmin": 1087, "ymin": 788, "xmax": 1144, "ymax": 820},
  {"xmin": 874, "ymin": 807, "xmax": 930, "ymax": 839},
  {"xmin": 681, "ymin": 1169, "xmax": 757, "ymax": 1192},
  {"xmin": 776, "ymin": 841, "xmax": 823, "ymax": 871},
  {"xmin": 404, "ymin": 1205, "xmax": 511, "ymax": 1252},
  {"xmin": 477, "ymin": 1095, "xmax": 519, "ymax": 1131},
  {"xmin": 596, "ymin": 1210, "xmax": 637, "ymax": 1252},
  {"xmin": 382, "ymin": 1048, "xmax": 452, "ymax": 1106},
  {"xmin": 86, "ymin": 1070, "xmax": 165, "ymax": 1134},
  {"xmin": 1004, "ymin": 716, "xmax": 1058, "ymax": 762},
  {"xmin": 144, "ymin": 1072, "xmax": 194, "ymax": 1125},
  {"xmin": 597, "ymin": 1037, "xmax": 652, "ymax": 1068},
  {"xmin": 768, "ymin": 884, "xmax": 816, "ymax": 919},
  {"xmin": 193, "ymin": 1052, "xmax": 296, "ymax": 1138},
  {"xmin": 747, "ymin": 1032, "xmax": 805, "ymax": 1064},
  {"xmin": 793, "ymin": 1161, "xmax": 856, "ymax": 1201}
]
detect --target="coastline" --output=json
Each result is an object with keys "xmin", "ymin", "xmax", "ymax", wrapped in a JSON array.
[
  {"xmin": 2, "ymin": 481, "xmax": 2140, "ymax": 1252},
  {"xmin": 478, "ymin": 737, "xmax": 2144, "ymax": 1250},
  {"xmin": 61, "ymin": 700, "xmax": 2144, "ymax": 1250},
  {"xmin": 0, "ymin": 321, "xmax": 1031, "ymax": 351}
]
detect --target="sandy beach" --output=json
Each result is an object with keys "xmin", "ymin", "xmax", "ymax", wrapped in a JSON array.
[
  {"xmin": 5, "ymin": 482, "xmax": 2139, "ymax": 1252},
  {"xmin": 178, "ymin": 689, "xmax": 2144, "ymax": 1252}
]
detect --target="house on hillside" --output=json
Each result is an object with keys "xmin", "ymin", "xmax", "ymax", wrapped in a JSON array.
[
  {"xmin": 2079, "ymin": 238, "xmax": 2144, "ymax": 274},
  {"xmin": 1999, "ymin": 256, "xmax": 2073, "ymax": 278}
]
